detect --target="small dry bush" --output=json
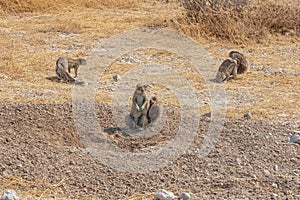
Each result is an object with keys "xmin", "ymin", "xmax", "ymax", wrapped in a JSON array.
[
  {"xmin": 172, "ymin": 0, "xmax": 300, "ymax": 44},
  {"xmin": 0, "ymin": 0, "xmax": 138, "ymax": 14}
]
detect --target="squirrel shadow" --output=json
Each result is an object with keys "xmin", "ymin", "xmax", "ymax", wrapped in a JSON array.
[
  {"xmin": 46, "ymin": 76, "xmax": 61, "ymax": 82},
  {"xmin": 104, "ymin": 127, "xmax": 123, "ymax": 135},
  {"xmin": 46, "ymin": 76, "xmax": 86, "ymax": 85}
]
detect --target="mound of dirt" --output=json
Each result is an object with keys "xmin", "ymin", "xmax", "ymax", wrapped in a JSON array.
[{"xmin": 0, "ymin": 103, "xmax": 299, "ymax": 199}]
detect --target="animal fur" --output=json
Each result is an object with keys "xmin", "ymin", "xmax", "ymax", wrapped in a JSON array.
[
  {"xmin": 228, "ymin": 50, "xmax": 248, "ymax": 74},
  {"xmin": 55, "ymin": 57, "xmax": 86, "ymax": 83}
]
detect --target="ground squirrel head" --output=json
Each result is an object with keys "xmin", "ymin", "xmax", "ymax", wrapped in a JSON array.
[
  {"xmin": 149, "ymin": 96, "xmax": 157, "ymax": 105},
  {"xmin": 135, "ymin": 84, "xmax": 145, "ymax": 94}
]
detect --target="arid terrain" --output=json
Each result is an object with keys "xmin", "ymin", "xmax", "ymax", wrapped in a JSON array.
[{"xmin": 0, "ymin": 0, "xmax": 299, "ymax": 199}]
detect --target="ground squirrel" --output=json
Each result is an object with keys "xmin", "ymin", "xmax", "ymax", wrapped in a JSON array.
[
  {"xmin": 147, "ymin": 96, "xmax": 158, "ymax": 124},
  {"xmin": 130, "ymin": 84, "xmax": 149, "ymax": 129},
  {"xmin": 215, "ymin": 58, "xmax": 238, "ymax": 82},
  {"xmin": 215, "ymin": 50, "xmax": 248, "ymax": 82},
  {"xmin": 55, "ymin": 57, "xmax": 86, "ymax": 83}
]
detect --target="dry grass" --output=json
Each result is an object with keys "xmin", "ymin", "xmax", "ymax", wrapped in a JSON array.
[
  {"xmin": 171, "ymin": 0, "xmax": 300, "ymax": 44},
  {"xmin": 0, "ymin": 0, "xmax": 180, "ymax": 104},
  {"xmin": 0, "ymin": 175, "xmax": 68, "ymax": 199},
  {"xmin": 0, "ymin": 0, "xmax": 139, "ymax": 14},
  {"xmin": 0, "ymin": 0, "xmax": 299, "ymax": 117}
]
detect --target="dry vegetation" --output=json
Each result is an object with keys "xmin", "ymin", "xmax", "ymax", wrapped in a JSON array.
[
  {"xmin": 172, "ymin": 0, "xmax": 300, "ymax": 44},
  {"xmin": 0, "ymin": 0, "xmax": 139, "ymax": 14}
]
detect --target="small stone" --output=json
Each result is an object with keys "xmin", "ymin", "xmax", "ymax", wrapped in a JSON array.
[
  {"xmin": 16, "ymin": 164, "xmax": 23, "ymax": 171},
  {"xmin": 273, "ymin": 165, "xmax": 279, "ymax": 171},
  {"xmin": 271, "ymin": 182, "xmax": 278, "ymax": 188},
  {"xmin": 278, "ymin": 69, "xmax": 286, "ymax": 75},
  {"xmin": 178, "ymin": 192, "xmax": 191, "ymax": 200},
  {"xmin": 271, "ymin": 193, "xmax": 278, "ymax": 199},
  {"xmin": 285, "ymin": 190, "xmax": 292, "ymax": 195},
  {"xmin": 263, "ymin": 169, "xmax": 270, "ymax": 176},
  {"xmin": 154, "ymin": 189, "xmax": 175, "ymax": 200},
  {"xmin": 194, "ymin": 176, "xmax": 200, "ymax": 182},
  {"xmin": 289, "ymin": 134, "xmax": 300, "ymax": 144},
  {"xmin": 68, "ymin": 44, "xmax": 74, "ymax": 50},
  {"xmin": 244, "ymin": 111, "xmax": 251, "ymax": 119},
  {"xmin": 143, "ymin": 84, "xmax": 153, "ymax": 89},
  {"xmin": 113, "ymin": 74, "xmax": 121, "ymax": 81},
  {"xmin": 250, "ymin": 181, "xmax": 257, "ymax": 185},
  {"xmin": 236, "ymin": 157, "xmax": 242, "ymax": 165},
  {"xmin": 203, "ymin": 112, "xmax": 211, "ymax": 118},
  {"xmin": 2, "ymin": 170, "xmax": 9, "ymax": 177},
  {"xmin": 1, "ymin": 190, "xmax": 19, "ymax": 200},
  {"xmin": 119, "ymin": 56, "xmax": 139, "ymax": 63}
]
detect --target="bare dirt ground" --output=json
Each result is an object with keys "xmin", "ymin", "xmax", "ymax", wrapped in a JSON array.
[{"xmin": 0, "ymin": 0, "xmax": 299, "ymax": 199}]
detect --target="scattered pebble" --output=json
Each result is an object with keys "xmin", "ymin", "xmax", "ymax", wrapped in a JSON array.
[
  {"xmin": 263, "ymin": 169, "xmax": 270, "ymax": 176},
  {"xmin": 143, "ymin": 84, "xmax": 153, "ymax": 89},
  {"xmin": 118, "ymin": 56, "xmax": 140, "ymax": 63},
  {"xmin": 2, "ymin": 170, "xmax": 9, "ymax": 177},
  {"xmin": 289, "ymin": 133, "xmax": 300, "ymax": 144},
  {"xmin": 0, "ymin": 73, "xmax": 10, "ymax": 80},
  {"xmin": 278, "ymin": 69, "xmax": 286, "ymax": 75},
  {"xmin": 236, "ymin": 157, "xmax": 242, "ymax": 165},
  {"xmin": 273, "ymin": 165, "xmax": 279, "ymax": 171},
  {"xmin": 1, "ymin": 190, "xmax": 19, "ymax": 200},
  {"xmin": 154, "ymin": 189, "xmax": 175, "ymax": 200},
  {"xmin": 271, "ymin": 193, "xmax": 278, "ymax": 199},
  {"xmin": 203, "ymin": 112, "xmax": 211, "ymax": 118},
  {"xmin": 178, "ymin": 192, "xmax": 191, "ymax": 200},
  {"xmin": 194, "ymin": 176, "xmax": 200, "ymax": 182},
  {"xmin": 113, "ymin": 74, "xmax": 121, "ymax": 81},
  {"xmin": 244, "ymin": 111, "xmax": 252, "ymax": 119},
  {"xmin": 68, "ymin": 44, "xmax": 74, "ymax": 50},
  {"xmin": 272, "ymin": 182, "xmax": 278, "ymax": 188}
]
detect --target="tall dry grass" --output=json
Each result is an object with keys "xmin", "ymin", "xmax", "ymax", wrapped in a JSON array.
[
  {"xmin": 0, "ymin": 0, "xmax": 139, "ymax": 14},
  {"xmin": 171, "ymin": 0, "xmax": 300, "ymax": 44}
]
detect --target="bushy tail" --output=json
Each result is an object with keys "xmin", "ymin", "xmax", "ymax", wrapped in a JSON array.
[{"xmin": 229, "ymin": 50, "xmax": 248, "ymax": 74}]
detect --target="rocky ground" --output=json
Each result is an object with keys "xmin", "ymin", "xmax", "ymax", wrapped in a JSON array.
[{"xmin": 0, "ymin": 102, "xmax": 299, "ymax": 199}]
